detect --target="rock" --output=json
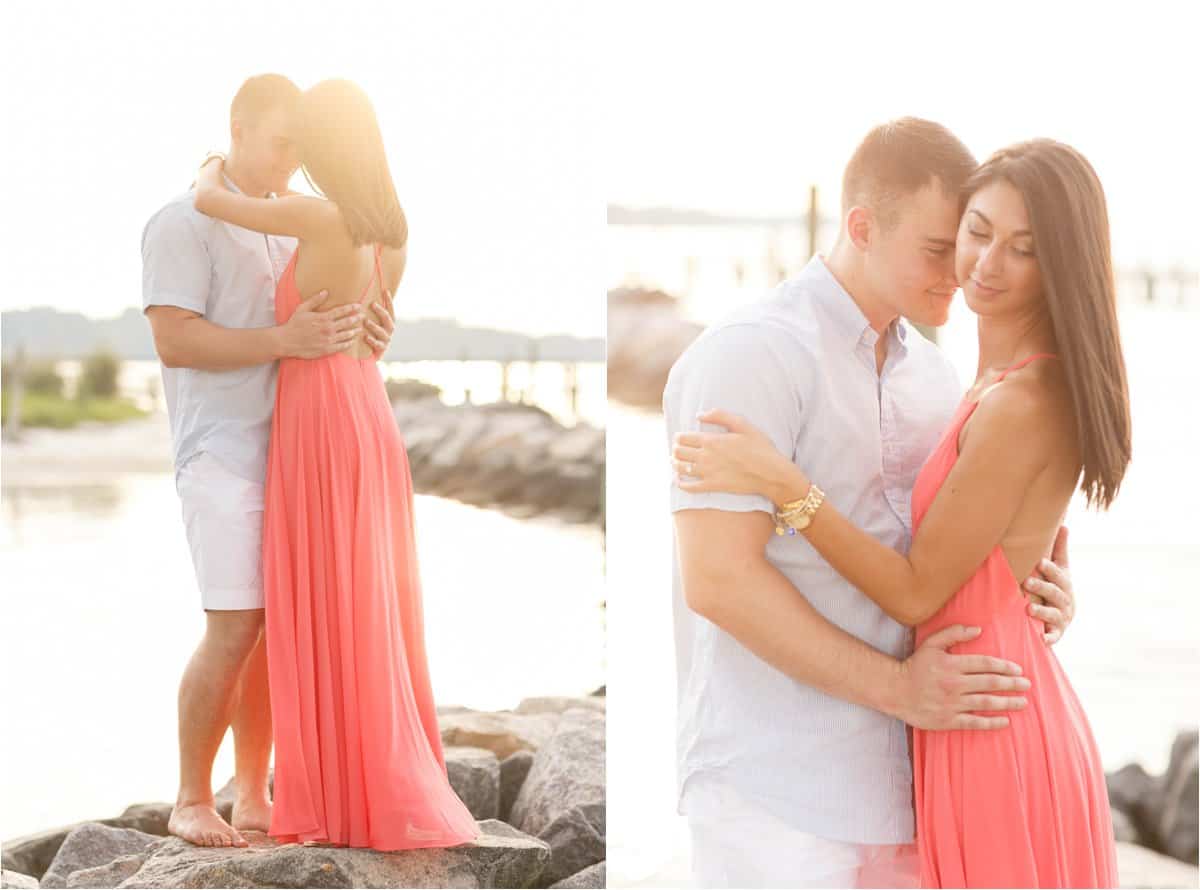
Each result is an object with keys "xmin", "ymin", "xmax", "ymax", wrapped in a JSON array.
[
  {"xmin": 546, "ymin": 427, "xmax": 602, "ymax": 464},
  {"xmin": 1117, "ymin": 841, "xmax": 1200, "ymax": 889},
  {"xmin": 499, "ymin": 751, "xmax": 535, "ymax": 824},
  {"xmin": 1, "ymin": 871, "xmax": 38, "ymax": 889},
  {"xmin": 2, "ymin": 816, "xmax": 169, "ymax": 884},
  {"xmin": 445, "ymin": 746, "xmax": 501, "ymax": 821},
  {"xmin": 509, "ymin": 709, "xmax": 605, "ymax": 886},
  {"xmin": 66, "ymin": 852, "xmax": 149, "ymax": 889},
  {"xmin": 514, "ymin": 697, "xmax": 605, "ymax": 716},
  {"xmin": 39, "ymin": 824, "xmax": 159, "ymax": 889},
  {"xmin": 607, "ymin": 293, "xmax": 703, "ymax": 410},
  {"xmin": 549, "ymin": 861, "xmax": 605, "ymax": 889},
  {"xmin": 211, "ymin": 771, "xmax": 276, "ymax": 825},
  {"xmin": 115, "ymin": 804, "xmax": 172, "ymax": 838},
  {"xmin": 1108, "ymin": 731, "xmax": 1200, "ymax": 864},
  {"xmin": 2, "ymin": 826, "xmax": 78, "ymax": 881},
  {"xmin": 1112, "ymin": 807, "xmax": 1141, "ymax": 844},
  {"xmin": 439, "ymin": 710, "xmax": 561, "ymax": 760},
  {"xmin": 1159, "ymin": 730, "xmax": 1198, "ymax": 864},
  {"xmin": 1108, "ymin": 762, "xmax": 1160, "ymax": 846},
  {"xmin": 104, "ymin": 820, "xmax": 547, "ymax": 888}
]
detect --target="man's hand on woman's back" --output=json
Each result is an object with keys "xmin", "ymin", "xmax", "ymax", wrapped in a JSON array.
[
  {"xmin": 277, "ymin": 291, "xmax": 365, "ymax": 359},
  {"xmin": 1020, "ymin": 526, "xmax": 1075, "ymax": 645}
]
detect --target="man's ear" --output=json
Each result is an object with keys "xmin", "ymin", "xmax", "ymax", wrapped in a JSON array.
[{"xmin": 845, "ymin": 206, "xmax": 873, "ymax": 252}]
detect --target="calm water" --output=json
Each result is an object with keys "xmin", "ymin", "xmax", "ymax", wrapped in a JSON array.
[
  {"xmin": 607, "ymin": 228, "xmax": 1200, "ymax": 886},
  {"xmin": 0, "ymin": 365, "xmax": 605, "ymax": 840}
]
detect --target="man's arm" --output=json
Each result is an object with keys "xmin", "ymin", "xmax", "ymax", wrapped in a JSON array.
[
  {"xmin": 145, "ymin": 297, "xmax": 365, "ymax": 371},
  {"xmin": 676, "ymin": 508, "xmax": 1032, "ymax": 729},
  {"xmin": 141, "ymin": 194, "xmax": 372, "ymax": 371}
]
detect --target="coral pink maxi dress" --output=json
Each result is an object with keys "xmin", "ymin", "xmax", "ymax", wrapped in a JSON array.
[
  {"xmin": 910, "ymin": 353, "xmax": 1118, "ymax": 887},
  {"xmin": 261, "ymin": 244, "xmax": 479, "ymax": 850}
]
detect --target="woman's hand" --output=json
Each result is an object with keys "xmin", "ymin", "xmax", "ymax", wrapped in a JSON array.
[
  {"xmin": 671, "ymin": 408, "xmax": 804, "ymax": 504},
  {"xmin": 196, "ymin": 155, "xmax": 225, "ymax": 192}
]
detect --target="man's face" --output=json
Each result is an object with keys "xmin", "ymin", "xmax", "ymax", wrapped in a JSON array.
[
  {"xmin": 864, "ymin": 182, "xmax": 962, "ymax": 328},
  {"xmin": 232, "ymin": 103, "xmax": 300, "ymax": 195},
  {"xmin": 955, "ymin": 180, "xmax": 1044, "ymax": 320}
]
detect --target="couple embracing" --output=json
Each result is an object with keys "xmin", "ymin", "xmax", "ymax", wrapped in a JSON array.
[
  {"xmin": 666, "ymin": 118, "xmax": 1129, "ymax": 888},
  {"xmin": 141, "ymin": 74, "xmax": 478, "ymax": 851}
]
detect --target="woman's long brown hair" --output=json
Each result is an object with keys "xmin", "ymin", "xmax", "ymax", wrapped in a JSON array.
[
  {"xmin": 291, "ymin": 78, "xmax": 408, "ymax": 249},
  {"xmin": 964, "ymin": 140, "xmax": 1131, "ymax": 509}
]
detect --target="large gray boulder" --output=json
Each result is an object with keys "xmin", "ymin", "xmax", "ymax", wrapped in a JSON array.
[
  {"xmin": 2, "ymin": 814, "xmax": 168, "ymax": 881},
  {"xmin": 445, "ymin": 746, "xmax": 501, "ymax": 821},
  {"xmin": 1108, "ymin": 762, "xmax": 1160, "ymax": 847},
  {"xmin": 73, "ymin": 820, "xmax": 547, "ymax": 889},
  {"xmin": 549, "ymin": 861, "xmax": 605, "ymax": 888},
  {"xmin": 39, "ymin": 823, "xmax": 159, "ymax": 888},
  {"xmin": 1158, "ymin": 730, "xmax": 1198, "ymax": 864},
  {"xmin": 1107, "ymin": 731, "xmax": 1199, "ymax": 864},
  {"xmin": 1111, "ymin": 807, "xmax": 1140, "ymax": 844},
  {"xmin": 114, "ymin": 804, "xmax": 172, "ymax": 838},
  {"xmin": 3, "ymin": 825, "xmax": 80, "ymax": 880},
  {"xmin": 509, "ymin": 709, "xmax": 605, "ymax": 886},
  {"xmin": 499, "ymin": 751, "xmax": 535, "ymax": 824}
]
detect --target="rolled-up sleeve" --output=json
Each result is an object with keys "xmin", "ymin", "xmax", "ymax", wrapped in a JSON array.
[
  {"xmin": 663, "ymin": 323, "xmax": 801, "ymax": 515},
  {"xmin": 141, "ymin": 201, "xmax": 210, "ymax": 315}
]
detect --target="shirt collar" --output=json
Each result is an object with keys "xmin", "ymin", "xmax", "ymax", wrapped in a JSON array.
[{"xmin": 798, "ymin": 255, "xmax": 909, "ymax": 355}]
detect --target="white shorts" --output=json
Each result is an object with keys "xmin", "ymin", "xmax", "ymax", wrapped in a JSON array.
[
  {"xmin": 175, "ymin": 452, "xmax": 265, "ymax": 611},
  {"xmin": 684, "ymin": 775, "xmax": 920, "ymax": 889}
]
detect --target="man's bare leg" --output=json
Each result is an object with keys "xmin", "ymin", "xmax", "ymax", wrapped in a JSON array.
[
  {"xmin": 230, "ymin": 628, "xmax": 273, "ymax": 832},
  {"xmin": 167, "ymin": 609, "xmax": 264, "ymax": 847}
]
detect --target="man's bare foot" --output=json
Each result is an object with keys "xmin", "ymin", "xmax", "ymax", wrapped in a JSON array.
[
  {"xmin": 231, "ymin": 793, "xmax": 273, "ymax": 833},
  {"xmin": 168, "ymin": 799, "xmax": 248, "ymax": 848}
]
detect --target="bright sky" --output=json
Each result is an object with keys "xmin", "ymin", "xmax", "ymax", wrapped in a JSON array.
[
  {"xmin": 1, "ymin": 1, "xmax": 601, "ymax": 337},
  {"xmin": 605, "ymin": 2, "xmax": 1199, "ymax": 270}
]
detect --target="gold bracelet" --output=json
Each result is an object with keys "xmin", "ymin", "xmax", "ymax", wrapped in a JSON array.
[{"xmin": 773, "ymin": 483, "xmax": 825, "ymax": 536}]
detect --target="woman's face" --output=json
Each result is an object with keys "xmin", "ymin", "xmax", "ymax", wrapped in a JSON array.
[{"xmin": 955, "ymin": 179, "xmax": 1044, "ymax": 318}]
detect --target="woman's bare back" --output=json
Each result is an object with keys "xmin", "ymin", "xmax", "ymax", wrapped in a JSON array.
[
  {"xmin": 958, "ymin": 358, "xmax": 1081, "ymax": 584},
  {"xmin": 292, "ymin": 220, "xmax": 406, "ymax": 359}
]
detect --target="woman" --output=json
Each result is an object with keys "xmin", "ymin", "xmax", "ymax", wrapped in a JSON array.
[
  {"xmin": 193, "ymin": 78, "xmax": 479, "ymax": 851},
  {"xmin": 670, "ymin": 140, "xmax": 1130, "ymax": 887}
]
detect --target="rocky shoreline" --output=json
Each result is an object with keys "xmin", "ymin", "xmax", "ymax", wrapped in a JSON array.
[
  {"xmin": 390, "ymin": 396, "xmax": 604, "ymax": 527},
  {"xmin": 1, "ymin": 694, "xmax": 605, "ymax": 889},
  {"xmin": 1107, "ymin": 729, "xmax": 1198, "ymax": 867},
  {"xmin": 606, "ymin": 287, "xmax": 699, "ymax": 411},
  {"xmin": 0, "ymin": 389, "xmax": 604, "ymax": 527}
]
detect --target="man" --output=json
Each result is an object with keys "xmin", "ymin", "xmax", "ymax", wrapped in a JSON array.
[
  {"xmin": 141, "ymin": 74, "xmax": 397, "ymax": 848},
  {"xmin": 664, "ymin": 118, "xmax": 1077, "ymax": 888}
]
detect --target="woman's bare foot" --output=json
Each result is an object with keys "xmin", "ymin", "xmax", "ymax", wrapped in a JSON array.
[
  {"xmin": 168, "ymin": 799, "xmax": 248, "ymax": 848},
  {"xmin": 231, "ymin": 793, "xmax": 273, "ymax": 833}
]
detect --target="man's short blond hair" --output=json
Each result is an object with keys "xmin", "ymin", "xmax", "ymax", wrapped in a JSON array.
[
  {"xmin": 230, "ymin": 73, "xmax": 301, "ymax": 128},
  {"xmin": 841, "ymin": 117, "xmax": 978, "ymax": 229}
]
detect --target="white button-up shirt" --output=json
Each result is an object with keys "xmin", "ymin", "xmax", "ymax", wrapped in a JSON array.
[
  {"xmin": 663, "ymin": 255, "xmax": 962, "ymax": 844},
  {"xmin": 141, "ymin": 178, "xmax": 296, "ymax": 484}
]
